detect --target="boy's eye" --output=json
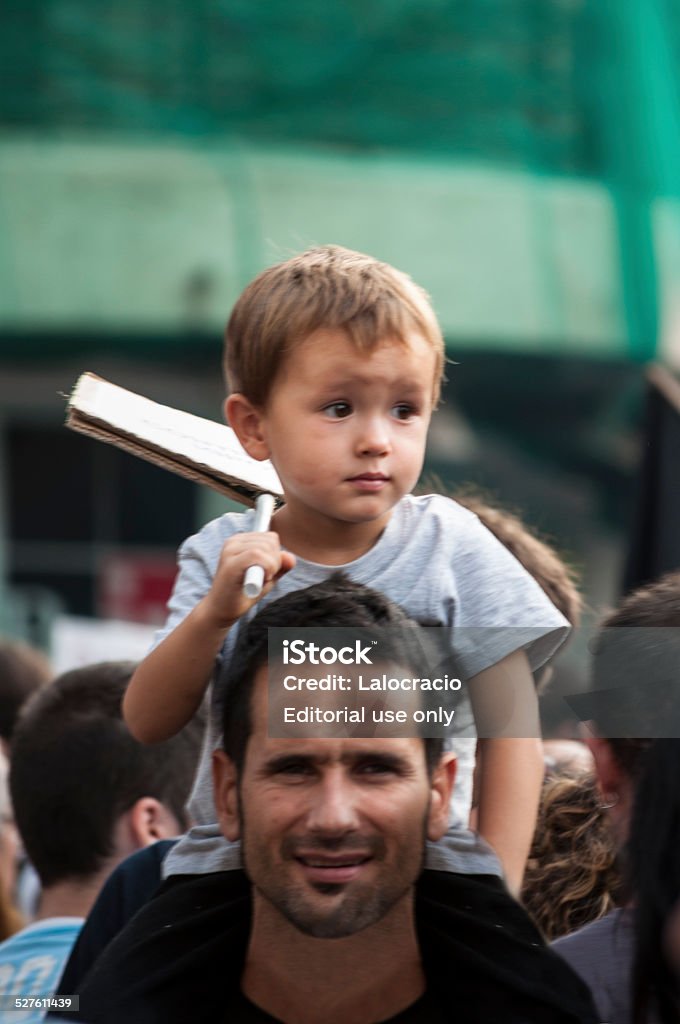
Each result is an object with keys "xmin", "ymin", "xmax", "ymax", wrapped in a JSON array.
[
  {"xmin": 392, "ymin": 403, "xmax": 415, "ymax": 421},
  {"xmin": 322, "ymin": 402, "xmax": 352, "ymax": 419}
]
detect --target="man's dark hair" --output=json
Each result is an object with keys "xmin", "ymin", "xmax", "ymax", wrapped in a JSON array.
[
  {"xmin": 217, "ymin": 574, "xmax": 445, "ymax": 775},
  {"xmin": 10, "ymin": 661, "xmax": 203, "ymax": 887}
]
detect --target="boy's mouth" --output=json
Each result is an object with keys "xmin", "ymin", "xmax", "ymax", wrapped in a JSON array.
[{"xmin": 347, "ymin": 473, "xmax": 390, "ymax": 492}]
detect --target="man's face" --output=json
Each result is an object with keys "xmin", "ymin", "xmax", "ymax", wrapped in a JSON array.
[{"xmin": 213, "ymin": 665, "xmax": 454, "ymax": 939}]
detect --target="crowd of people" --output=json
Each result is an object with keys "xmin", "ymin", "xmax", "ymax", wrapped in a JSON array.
[{"xmin": 0, "ymin": 245, "xmax": 676, "ymax": 1023}]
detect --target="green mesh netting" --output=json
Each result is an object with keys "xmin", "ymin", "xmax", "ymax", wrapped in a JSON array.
[
  {"xmin": 2, "ymin": 0, "xmax": 588, "ymax": 173},
  {"xmin": 3, "ymin": 0, "xmax": 680, "ymax": 360}
]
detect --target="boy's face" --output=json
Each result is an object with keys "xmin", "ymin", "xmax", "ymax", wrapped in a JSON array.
[{"xmin": 230, "ymin": 328, "xmax": 436, "ymax": 534}]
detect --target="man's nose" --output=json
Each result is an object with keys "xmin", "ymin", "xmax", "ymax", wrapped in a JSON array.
[
  {"xmin": 306, "ymin": 771, "xmax": 361, "ymax": 834},
  {"xmin": 356, "ymin": 416, "xmax": 391, "ymax": 456}
]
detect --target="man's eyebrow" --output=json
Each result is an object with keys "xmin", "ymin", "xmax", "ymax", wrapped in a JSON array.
[
  {"xmin": 261, "ymin": 749, "xmax": 413, "ymax": 773},
  {"xmin": 261, "ymin": 752, "xmax": 322, "ymax": 772}
]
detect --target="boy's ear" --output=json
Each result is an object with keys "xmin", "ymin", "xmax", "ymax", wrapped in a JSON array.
[
  {"xmin": 212, "ymin": 749, "xmax": 241, "ymax": 842},
  {"xmin": 426, "ymin": 753, "xmax": 456, "ymax": 841},
  {"xmin": 224, "ymin": 394, "xmax": 271, "ymax": 462}
]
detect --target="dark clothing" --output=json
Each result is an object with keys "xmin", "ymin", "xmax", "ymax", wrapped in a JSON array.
[
  {"xmin": 58, "ymin": 840, "xmax": 177, "ymax": 995},
  {"xmin": 65, "ymin": 869, "xmax": 598, "ymax": 1024},
  {"xmin": 224, "ymin": 990, "xmax": 444, "ymax": 1023}
]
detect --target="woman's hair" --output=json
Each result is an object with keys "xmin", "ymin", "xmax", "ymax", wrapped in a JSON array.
[
  {"xmin": 627, "ymin": 740, "xmax": 680, "ymax": 1024},
  {"xmin": 521, "ymin": 771, "xmax": 620, "ymax": 940}
]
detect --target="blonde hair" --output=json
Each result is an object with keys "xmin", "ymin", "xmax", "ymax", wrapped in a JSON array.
[{"xmin": 224, "ymin": 245, "xmax": 445, "ymax": 408}]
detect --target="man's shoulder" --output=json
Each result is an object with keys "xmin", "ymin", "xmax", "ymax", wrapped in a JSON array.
[
  {"xmin": 74, "ymin": 872, "xmax": 250, "ymax": 1022},
  {"xmin": 0, "ymin": 918, "xmax": 82, "ymax": 1005},
  {"xmin": 416, "ymin": 871, "xmax": 599, "ymax": 1023}
]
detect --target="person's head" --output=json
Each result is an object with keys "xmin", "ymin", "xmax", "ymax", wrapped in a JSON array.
[
  {"xmin": 9, "ymin": 661, "xmax": 203, "ymax": 889},
  {"xmin": 224, "ymin": 247, "xmax": 446, "ymax": 533},
  {"xmin": 212, "ymin": 576, "xmax": 455, "ymax": 940},
  {"xmin": 520, "ymin": 771, "xmax": 619, "ymax": 941},
  {"xmin": 586, "ymin": 572, "xmax": 680, "ymax": 846},
  {"xmin": 224, "ymin": 245, "xmax": 445, "ymax": 410},
  {"xmin": 0, "ymin": 638, "xmax": 51, "ymax": 755}
]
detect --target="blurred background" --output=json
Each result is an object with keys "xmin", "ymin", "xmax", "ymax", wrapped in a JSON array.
[{"xmin": 1, "ymin": 0, "xmax": 680, "ymax": 711}]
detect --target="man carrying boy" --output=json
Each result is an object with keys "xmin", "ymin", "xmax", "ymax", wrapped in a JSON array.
[
  {"xmin": 75, "ymin": 579, "xmax": 596, "ymax": 1024},
  {"xmin": 124, "ymin": 244, "xmax": 569, "ymax": 894}
]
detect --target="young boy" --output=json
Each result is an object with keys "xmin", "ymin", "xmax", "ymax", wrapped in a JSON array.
[{"xmin": 124, "ymin": 245, "xmax": 569, "ymax": 895}]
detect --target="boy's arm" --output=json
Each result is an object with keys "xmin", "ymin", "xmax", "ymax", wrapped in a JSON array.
[
  {"xmin": 467, "ymin": 649, "xmax": 542, "ymax": 897},
  {"xmin": 123, "ymin": 531, "xmax": 296, "ymax": 743}
]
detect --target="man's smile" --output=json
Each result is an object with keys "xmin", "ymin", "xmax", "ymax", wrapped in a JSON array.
[{"xmin": 293, "ymin": 852, "xmax": 374, "ymax": 885}]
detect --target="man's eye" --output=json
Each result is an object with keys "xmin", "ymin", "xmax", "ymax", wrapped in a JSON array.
[
  {"xmin": 322, "ymin": 402, "xmax": 352, "ymax": 419},
  {"xmin": 392, "ymin": 403, "xmax": 415, "ymax": 421},
  {"xmin": 275, "ymin": 761, "xmax": 313, "ymax": 777},
  {"xmin": 356, "ymin": 761, "xmax": 397, "ymax": 777}
]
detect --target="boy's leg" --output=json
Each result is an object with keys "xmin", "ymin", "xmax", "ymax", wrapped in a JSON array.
[{"xmin": 425, "ymin": 828, "xmax": 502, "ymax": 877}]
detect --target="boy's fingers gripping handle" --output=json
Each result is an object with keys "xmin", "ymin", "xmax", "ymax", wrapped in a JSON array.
[{"xmin": 242, "ymin": 493, "xmax": 276, "ymax": 600}]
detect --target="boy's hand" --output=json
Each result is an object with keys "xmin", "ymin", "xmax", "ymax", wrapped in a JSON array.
[{"xmin": 200, "ymin": 531, "xmax": 297, "ymax": 628}]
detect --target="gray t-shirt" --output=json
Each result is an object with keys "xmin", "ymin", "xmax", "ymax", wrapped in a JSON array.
[
  {"xmin": 157, "ymin": 493, "xmax": 569, "ymax": 878},
  {"xmin": 552, "ymin": 909, "xmax": 652, "ymax": 1024}
]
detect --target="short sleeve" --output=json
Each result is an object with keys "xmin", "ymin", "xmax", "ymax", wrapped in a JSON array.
[
  {"xmin": 149, "ymin": 512, "xmax": 248, "ymax": 653},
  {"xmin": 449, "ymin": 509, "xmax": 570, "ymax": 678}
]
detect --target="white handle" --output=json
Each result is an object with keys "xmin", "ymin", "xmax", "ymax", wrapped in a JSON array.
[
  {"xmin": 242, "ymin": 493, "xmax": 276, "ymax": 599},
  {"xmin": 243, "ymin": 565, "xmax": 265, "ymax": 599}
]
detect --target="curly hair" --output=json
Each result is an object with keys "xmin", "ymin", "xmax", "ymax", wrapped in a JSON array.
[{"xmin": 521, "ymin": 772, "xmax": 621, "ymax": 941}]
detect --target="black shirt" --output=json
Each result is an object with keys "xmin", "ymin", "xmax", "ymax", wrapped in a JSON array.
[
  {"xmin": 224, "ymin": 989, "xmax": 445, "ymax": 1023},
  {"xmin": 70, "ymin": 869, "xmax": 599, "ymax": 1024}
]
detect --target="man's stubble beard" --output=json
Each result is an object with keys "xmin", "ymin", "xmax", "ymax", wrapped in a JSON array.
[{"xmin": 239, "ymin": 801, "xmax": 429, "ymax": 940}]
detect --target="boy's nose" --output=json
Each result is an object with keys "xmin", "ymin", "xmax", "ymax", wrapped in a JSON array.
[{"xmin": 356, "ymin": 417, "xmax": 391, "ymax": 456}]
